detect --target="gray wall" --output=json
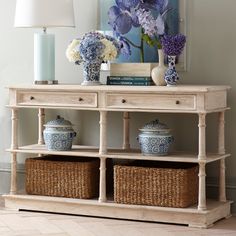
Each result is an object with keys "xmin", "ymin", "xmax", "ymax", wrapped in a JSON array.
[{"xmin": 0, "ymin": 0, "xmax": 236, "ymax": 212}]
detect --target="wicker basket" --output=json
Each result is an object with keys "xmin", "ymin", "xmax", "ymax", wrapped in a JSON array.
[
  {"xmin": 25, "ymin": 156, "xmax": 99, "ymax": 199},
  {"xmin": 114, "ymin": 161, "xmax": 198, "ymax": 208}
]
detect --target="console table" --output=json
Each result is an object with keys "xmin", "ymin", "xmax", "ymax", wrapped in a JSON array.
[{"xmin": 4, "ymin": 85, "xmax": 232, "ymax": 228}]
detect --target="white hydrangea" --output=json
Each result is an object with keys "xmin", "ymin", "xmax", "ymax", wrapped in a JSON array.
[
  {"xmin": 66, "ymin": 39, "xmax": 81, "ymax": 62},
  {"xmin": 100, "ymin": 38, "xmax": 118, "ymax": 61}
]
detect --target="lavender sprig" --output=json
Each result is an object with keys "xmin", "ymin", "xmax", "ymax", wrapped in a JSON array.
[{"xmin": 161, "ymin": 34, "xmax": 186, "ymax": 56}]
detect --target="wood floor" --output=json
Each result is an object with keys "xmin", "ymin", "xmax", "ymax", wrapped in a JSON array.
[{"xmin": 0, "ymin": 197, "xmax": 235, "ymax": 236}]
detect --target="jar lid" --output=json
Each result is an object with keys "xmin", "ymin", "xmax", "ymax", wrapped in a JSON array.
[
  {"xmin": 139, "ymin": 119, "xmax": 170, "ymax": 132},
  {"xmin": 44, "ymin": 116, "xmax": 73, "ymax": 128}
]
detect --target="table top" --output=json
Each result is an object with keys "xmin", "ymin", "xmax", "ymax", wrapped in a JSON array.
[{"xmin": 7, "ymin": 84, "xmax": 231, "ymax": 93}]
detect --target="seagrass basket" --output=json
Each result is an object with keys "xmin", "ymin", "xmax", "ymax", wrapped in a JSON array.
[
  {"xmin": 25, "ymin": 156, "xmax": 99, "ymax": 199},
  {"xmin": 114, "ymin": 161, "xmax": 198, "ymax": 208}
]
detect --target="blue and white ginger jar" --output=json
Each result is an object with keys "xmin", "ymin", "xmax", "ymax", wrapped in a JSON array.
[
  {"xmin": 81, "ymin": 60, "xmax": 102, "ymax": 86},
  {"xmin": 43, "ymin": 116, "xmax": 76, "ymax": 151},
  {"xmin": 138, "ymin": 119, "xmax": 174, "ymax": 156}
]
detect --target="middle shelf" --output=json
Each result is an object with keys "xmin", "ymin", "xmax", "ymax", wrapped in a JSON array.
[{"xmin": 7, "ymin": 144, "xmax": 230, "ymax": 163}]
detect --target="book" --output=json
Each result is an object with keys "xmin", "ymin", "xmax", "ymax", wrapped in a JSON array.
[
  {"xmin": 107, "ymin": 79, "xmax": 154, "ymax": 86},
  {"xmin": 107, "ymin": 76, "xmax": 152, "ymax": 81},
  {"xmin": 107, "ymin": 81, "xmax": 153, "ymax": 86},
  {"xmin": 110, "ymin": 63, "xmax": 157, "ymax": 77},
  {"xmin": 107, "ymin": 76, "xmax": 154, "ymax": 86}
]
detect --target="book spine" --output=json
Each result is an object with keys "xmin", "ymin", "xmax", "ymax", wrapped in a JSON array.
[
  {"xmin": 107, "ymin": 76, "xmax": 152, "ymax": 81},
  {"xmin": 107, "ymin": 80, "xmax": 153, "ymax": 86}
]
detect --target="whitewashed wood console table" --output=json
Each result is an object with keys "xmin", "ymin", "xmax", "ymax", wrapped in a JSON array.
[{"xmin": 4, "ymin": 85, "xmax": 232, "ymax": 228}]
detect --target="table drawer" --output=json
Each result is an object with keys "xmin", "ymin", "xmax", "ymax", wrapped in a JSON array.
[
  {"xmin": 17, "ymin": 92, "xmax": 97, "ymax": 107},
  {"xmin": 106, "ymin": 94, "xmax": 196, "ymax": 110}
]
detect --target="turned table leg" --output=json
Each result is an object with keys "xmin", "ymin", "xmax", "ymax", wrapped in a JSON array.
[
  {"xmin": 99, "ymin": 111, "xmax": 107, "ymax": 202},
  {"xmin": 99, "ymin": 111, "xmax": 107, "ymax": 155},
  {"xmin": 122, "ymin": 112, "xmax": 130, "ymax": 150},
  {"xmin": 218, "ymin": 111, "xmax": 226, "ymax": 202},
  {"xmin": 198, "ymin": 113, "xmax": 207, "ymax": 210},
  {"xmin": 99, "ymin": 157, "xmax": 107, "ymax": 202},
  {"xmin": 38, "ymin": 108, "xmax": 45, "ymax": 145},
  {"xmin": 10, "ymin": 109, "xmax": 18, "ymax": 195},
  {"xmin": 198, "ymin": 113, "xmax": 206, "ymax": 160},
  {"xmin": 198, "ymin": 162, "xmax": 206, "ymax": 210}
]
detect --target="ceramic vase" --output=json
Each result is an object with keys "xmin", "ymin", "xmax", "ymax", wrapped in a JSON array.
[
  {"xmin": 151, "ymin": 49, "xmax": 167, "ymax": 86},
  {"xmin": 164, "ymin": 55, "xmax": 179, "ymax": 86},
  {"xmin": 43, "ymin": 116, "xmax": 76, "ymax": 151},
  {"xmin": 81, "ymin": 60, "xmax": 102, "ymax": 86},
  {"xmin": 137, "ymin": 119, "xmax": 174, "ymax": 156}
]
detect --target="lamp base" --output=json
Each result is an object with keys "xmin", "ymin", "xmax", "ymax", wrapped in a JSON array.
[
  {"xmin": 34, "ymin": 33, "xmax": 55, "ymax": 83},
  {"xmin": 34, "ymin": 80, "xmax": 58, "ymax": 85}
]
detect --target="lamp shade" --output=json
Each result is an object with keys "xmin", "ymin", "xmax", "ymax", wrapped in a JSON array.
[{"xmin": 14, "ymin": 0, "xmax": 75, "ymax": 28}]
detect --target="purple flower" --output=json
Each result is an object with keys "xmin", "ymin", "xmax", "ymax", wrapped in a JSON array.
[
  {"xmin": 136, "ymin": 9, "xmax": 155, "ymax": 36},
  {"xmin": 115, "ymin": 0, "xmax": 140, "ymax": 10},
  {"xmin": 136, "ymin": 0, "xmax": 169, "ymax": 38},
  {"xmin": 136, "ymin": 8, "xmax": 165, "ymax": 37},
  {"xmin": 156, "ymin": 0, "xmax": 169, "ymax": 14},
  {"xmin": 140, "ymin": 0, "xmax": 169, "ymax": 13},
  {"xmin": 139, "ymin": 0, "xmax": 159, "ymax": 10},
  {"xmin": 107, "ymin": 0, "xmax": 171, "ymax": 57},
  {"xmin": 108, "ymin": 1, "xmax": 140, "ymax": 35},
  {"xmin": 161, "ymin": 34, "xmax": 186, "ymax": 56}
]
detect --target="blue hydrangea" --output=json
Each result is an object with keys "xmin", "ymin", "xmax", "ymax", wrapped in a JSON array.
[
  {"xmin": 67, "ymin": 31, "xmax": 120, "ymax": 63},
  {"xmin": 78, "ymin": 37, "xmax": 105, "ymax": 62}
]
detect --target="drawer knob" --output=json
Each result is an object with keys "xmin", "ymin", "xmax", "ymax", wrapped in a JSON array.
[
  {"xmin": 121, "ymin": 99, "xmax": 126, "ymax": 104},
  {"xmin": 78, "ymin": 97, "xmax": 83, "ymax": 102},
  {"xmin": 30, "ymin": 96, "xmax": 35, "ymax": 100},
  {"xmin": 176, "ymin": 100, "xmax": 180, "ymax": 105}
]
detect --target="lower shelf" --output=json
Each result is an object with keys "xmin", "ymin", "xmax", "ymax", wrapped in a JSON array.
[
  {"xmin": 3, "ymin": 194, "xmax": 232, "ymax": 228},
  {"xmin": 7, "ymin": 144, "xmax": 231, "ymax": 163}
]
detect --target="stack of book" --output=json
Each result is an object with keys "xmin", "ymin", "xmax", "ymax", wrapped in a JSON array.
[
  {"xmin": 107, "ymin": 76, "xmax": 154, "ymax": 86},
  {"xmin": 110, "ymin": 63, "xmax": 157, "ymax": 77}
]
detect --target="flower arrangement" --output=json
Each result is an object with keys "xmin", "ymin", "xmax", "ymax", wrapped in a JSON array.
[
  {"xmin": 161, "ymin": 34, "xmax": 186, "ymax": 56},
  {"xmin": 161, "ymin": 34, "xmax": 186, "ymax": 86},
  {"xmin": 108, "ymin": 0, "xmax": 171, "ymax": 61},
  {"xmin": 66, "ymin": 31, "xmax": 120, "ymax": 85},
  {"xmin": 66, "ymin": 31, "xmax": 120, "ymax": 64}
]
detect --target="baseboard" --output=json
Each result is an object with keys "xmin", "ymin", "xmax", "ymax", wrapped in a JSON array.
[
  {"xmin": 0, "ymin": 162, "xmax": 25, "ymax": 173},
  {"xmin": 0, "ymin": 162, "xmax": 25, "ymax": 195},
  {"xmin": 207, "ymin": 177, "xmax": 236, "ymax": 214},
  {"xmin": 207, "ymin": 176, "xmax": 236, "ymax": 189}
]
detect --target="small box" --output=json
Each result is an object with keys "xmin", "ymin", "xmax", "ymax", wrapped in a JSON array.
[
  {"xmin": 114, "ymin": 161, "xmax": 198, "ymax": 208},
  {"xmin": 25, "ymin": 156, "xmax": 99, "ymax": 199}
]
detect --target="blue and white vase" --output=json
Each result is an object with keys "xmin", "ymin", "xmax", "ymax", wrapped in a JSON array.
[
  {"xmin": 43, "ymin": 116, "xmax": 76, "ymax": 151},
  {"xmin": 164, "ymin": 55, "xmax": 179, "ymax": 86},
  {"xmin": 82, "ymin": 60, "xmax": 102, "ymax": 86},
  {"xmin": 137, "ymin": 119, "xmax": 174, "ymax": 156}
]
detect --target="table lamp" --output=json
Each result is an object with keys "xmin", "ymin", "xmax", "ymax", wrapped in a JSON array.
[{"xmin": 14, "ymin": 0, "xmax": 75, "ymax": 84}]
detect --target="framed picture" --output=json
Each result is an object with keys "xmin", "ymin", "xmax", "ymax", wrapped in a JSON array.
[{"xmin": 98, "ymin": 0, "xmax": 187, "ymax": 71}]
